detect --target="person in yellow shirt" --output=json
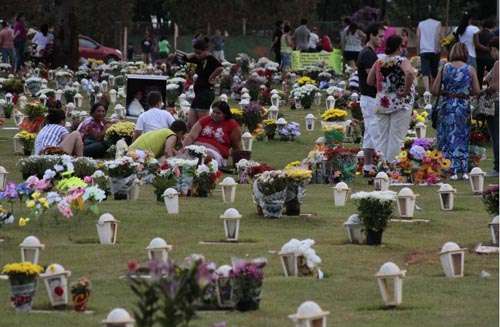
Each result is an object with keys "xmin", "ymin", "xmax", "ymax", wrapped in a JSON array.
[{"xmin": 129, "ymin": 120, "xmax": 187, "ymax": 159}]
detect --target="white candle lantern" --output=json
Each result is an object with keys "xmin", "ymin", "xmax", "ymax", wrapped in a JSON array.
[
  {"xmin": 326, "ymin": 95, "xmax": 335, "ymax": 110},
  {"xmin": 109, "ymin": 89, "xmax": 117, "ymax": 104},
  {"xmin": 13, "ymin": 133, "xmax": 24, "ymax": 154},
  {"xmin": 288, "ymin": 301, "xmax": 329, "ymax": 327},
  {"xmin": 489, "ymin": 216, "xmax": 499, "ymax": 246},
  {"xmin": 114, "ymin": 104, "xmax": 125, "ymax": 118},
  {"xmin": 220, "ymin": 208, "xmax": 241, "ymax": 241},
  {"xmin": 396, "ymin": 187, "xmax": 416, "ymax": 218},
  {"xmin": 423, "ymin": 91, "xmax": 432, "ymax": 105},
  {"xmin": 41, "ymin": 79, "xmax": 48, "ymax": 89},
  {"xmin": 0, "ymin": 165, "xmax": 8, "ymax": 191},
  {"xmin": 344, "ymin": 214, "xmax": 366, "ymax": 244},
  {"xmin": 415, "ymin": 122, "xmax": 427, "ymax": 138},
  {"xmin": 469, "ymin": 167, "xmax": 485, "ymax": 194},
  {"xmin": 40, "ymin": 263, "xmax": 71, "ymax": 307},
  {"xmin": 219, "ymin": 93, "xmax": 228, "ymax": 102},
  {"xmin": 333, "ymin": 182, "xmax": 349, "ymax": 207},
  {"xmin": 239, "ymin": 98, "xmax": 249, "ymax": 111},
  {"xmin": 278, "ymin": 250, "xmax": 301, "ymax": 277},
  {"xmin": 276, "ymin": 117, "xmax": 287, "ymax": 129},
  {"xmin": 108, "ymin": 75, "xmax": 115, "ymax": 87},
  {"xmin": 350, "ymin": 92, "xmax": 359, "ymax": 102},
  {"xmin": 268, "ymin": 105, "xmax": 279, "ymax": 120},
  {"xmin": 55, "ymin": 89, "xmax": 64, "ymax": 102},
  {"xmin": 72, "ymin": 81, "xmax": 80, "ymax": 90},
  {"xmin": 19, "ymin": 235, "xmax": 45, "ymax": 264},
  {"xmin": 215, "ymin": 265, "xmax": 235, "ymax": 308},
  {"xmin": 314, "ymin": 91, "xmax": 322, "ymax": 106},
  {"xmin": 163, "ymin": 188, "xmax": 179, "ymax": 214},
  {"xmin": 18, "ymin": 95, "xmax": 28, "ymax": 109},
  {"xmin": 102, "ymin": 308, "xmax": 135, "ymax": 327},
  {"xmin": 146, "ymin": 237, "xmax": 172, "ymax": 262},
  {"xmin": 271, "ymin": 93, "xmax": 280, "ymax": 107},
  {"xmin": 66, "ymin": 102, "xmax": 75, "ymax": 115},
  {"xmin": 96, "ymin": 213, "xmax": 119, "ymax": 245},
  {"xmin": 100, "ymin": 80, "xmax": 108, "ymax": 93},
  {"xmin": 439, "ymin": 242, "xmax": 466, "ymax": 278},
  {"xmin": 74, "ymin": 93, "xmax": 83, "ymax": 107},
  {"xmin": 219, "ymin": 177, "xmax": 237, "ymax": 203},
  {"xmin": 241, "ymin": 92, "xmax": 251, "ymax": 102},
  {"xmin": 375, "ymin": 262, "xmax": 405, "ymax": 307},
  {"xmin": 374, "ymin": 172, "xmax": 390, "ymax": 191},
  {"xmin": 437, "ymin": 183, "xmax": 456, "ymax": 211},
  {"xmin": 5, "ymin": 92, "xmax": 13, "ymax": 104},
  {"xmin": 305, "ymin": 113, "xmax": 316, "ymax": 131},
  {"xmin": 241, "ymin": 132, "xmax": 253, "ymax": 151}
]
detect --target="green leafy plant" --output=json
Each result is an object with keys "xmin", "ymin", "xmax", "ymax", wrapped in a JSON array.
[
  {"xmin": 483, "ymin": 185, "xmax": 499, "ymax": 216},
  {"xmin": 351, "ymin": 191, "xmax": 396, "ymax": 232}
]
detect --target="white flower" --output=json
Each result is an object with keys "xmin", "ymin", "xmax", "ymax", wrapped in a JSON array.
[
  {"xmin": 196, "ymin": 164, "xmax": 210, "ymax": 176},
  {"xmin": 186, "ymin": 144, "xmax": 208, "ymax": 157},
  {"xmin": 83, "ymin": 186, "xmax": 106, "ymax": 202},
  {"xmin": 166, "ymin": 83, "xmax": 180, "ymax": 90},
  {"xmin": 92, "ymin": 170, "xmax": 105, "ymax": 178},
  {"xmin": 46, "ymin": 192, "xmax": 62, "ymax": 205},
  {"xmin": 54, "ymin": 164, "xmax": 64, "ymax": 172},
  {"xmin": 43, "ymin": 169, "xmax": 56, "ymax": 181},
  {"xmin": 351, "ymin": 190, "xmax": 397, "ymax": 202}
]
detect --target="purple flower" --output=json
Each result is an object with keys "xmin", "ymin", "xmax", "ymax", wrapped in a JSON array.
[
  {"xmin": 409, "ymin": 145, "xmax": 426, "ymax": 161},
  {"xmin": 149, "ymin": 260, "xmax": 175, "ymax": 279},
  {"xmin": 412, "ymin": 138, "xmax": 433, "ymax": 150},
  {"xmin": 0, "ymin": 182, "xmax": 18, "ymax": 201}
]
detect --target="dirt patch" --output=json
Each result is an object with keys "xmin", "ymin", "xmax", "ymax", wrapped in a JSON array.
[{"xmin": 404, "ymin": 250, "xmax": 438, "ymax": 265}]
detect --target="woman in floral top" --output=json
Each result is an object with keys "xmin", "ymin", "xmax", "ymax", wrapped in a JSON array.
[
  {"xmin": 77, "ymin": 103, "xmax": 112, "ymax": 158},
  {"xmin": 183, "ymin": 101, "xmax": 241, "ymax": 166},
  {"xmin": 367, "ymin": 34, "xmax": 416, "ymax": 163}
]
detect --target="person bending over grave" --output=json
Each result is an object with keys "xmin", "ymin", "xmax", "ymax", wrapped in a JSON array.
[
  {"xmin": 182, "ymin": 101, "xmax": 241, "ymax": 167},
  {"xmin": 129, "ymin": 120, "xmax": 187, "ymax": 159},
  {"xmin": 34, "ymin": 109, "xmax": 83, "ymax": 156}
]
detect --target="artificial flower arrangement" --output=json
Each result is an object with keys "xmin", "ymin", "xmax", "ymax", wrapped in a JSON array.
[
  {"xmin": 253, "ymin": 170, "xmax": 289, "ymax": 218},
  {"xmin": 23, "ymin": 101, "xmax": 47, "ymax": 119},
  {"xmin": 15, "ymin": 130, "xmax": 36, "ymax": 155},
  {"xmin": 17, "ymin": 155, "xmax": 97, "ymax": 181},
  {"xmin": 70, "ymin": 277, "xmax": 91, "ymax": 312},
  {"xmin": 324, "ymin": 146, "xmax": 359, "ymax": 182},
  {"xmin": 283, "ymin": 163, "xmax": 312, "ymax": 215},
  {"xmin": 166, "ymin": 83, "xmax": 180, "ymax": 106},
  {"xmin": 482, "ymin": 185, "xmax": 499, "ymax": 216},
  {"xmin": 277, "ymin": 122, "xmax": 301, "ymax": 141},
  {"xmin": 291, "ymin": 84, "xmax": 319, "ymax": 109},
  {"xmin": 105, "ymin": 156, "xmax": 139, "ymax": 200},
  {"xmin": 230, "ymin": 257, "xmax": 267, "ymax": 311},
  {"xmin": 296, "ymin": 76, "xmax": 316, "ymax": 86},
  {"xmin": 469, "ymin": 120, "xmax": 490, "ymax": 168},
  {"xmin": 322, "ymin": 124, "xmax": 345, "ymax": 144},
  {"xmin": 105, "ymin": 121, "xmax": 135, "ymax": 145},
  {"xmin": 321, "ymin": 108, "xmax": 348, "ymax": 122},
  {"xmin": 351, "ymin": 190, "xmax": 396, "ymax": 245},
  {"xmin": 166, "ymin": 157, "xmax": 199, "ymax": 195},
  {"xmin": 230, "ymin": 107, "xmax": 244, "ymax": 126},
  {"xmin": 280, "ymin": 239, "xmax": 322, "ymax": 278},
  {"xmin": 148, "ymin": 161, "xmax": 178, "ymax": 201},
  {"xmin": 262, "ymin": 119, "xmax": 277, "ymax": 140},
  {"xmin": 191, "ymin": 157, "xmax": 221, "ymax": 197},
  {"xmin": 393, "ymin": 138, "xmax": 450, "ymax": 185},
  {"xmin": 254, "ymin": 170, "xmax": 288, "ymax": 195},
  {"xmin": 242, "ymin": 101, "xmax": 264, "ymax": 133}
]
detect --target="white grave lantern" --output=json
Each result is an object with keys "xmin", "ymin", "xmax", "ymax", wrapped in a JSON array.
[
  {"xmin": 489, "ymin": 216, "xmax": 499, "ymax": 246},
  {"xmin": 19, "ymin": 235, "xmax": 44, "ymax": 264},
  {"xmin": 109, "ymin": 89, "xmax": 117, "ymax": 104},
  {"xmin": 278, "ymin": 250, "xmax": 300, "ymax": 277},
  {"xmin": 239, "ymin": 98, "xmax": 249, "ymax": 111},
  {"xmin": 423, "ymin": 91, "xmax": 432, "ymax": 105},
  {"xmin": 219, "ymin": 93, "xmax": 228, "ymax": 102},
  {"xmin": 18, "ymin": 95, "xmax": 28, "ymax": 109},
  {"xmin": 333, "ymin": 182, "xmax": 349, "ymax": 207},
  {"xmin": 268, "ymin": 105, "xmax": 279, "ymax": 120},
  {"xmin": 294, "ymin": 96, "xmax": 302, "ymax": 109},
  {"xmin": 344, "ymin": 214, "xmax": 366, "ymax": 244},
  {"xmin": 305, "ymin": 114, "xmax": 316, "ymax": 131},
  {"xmin": 146, "ymin": 237, "xmax": 172, "ymax": 262},
  {"xmin": 48, "ymin": 69, "xmax": 55, "ymax": 80},
  {"xmin": 415, "ymin": 122, "xmax": 427, "ymax": 138},
  {"xmin": 240, "ymin": 87, "xmax": 249, "ymax": 94},
  {"xmin": 219, "ymin": 177, "xmax": 237, "ymax": 203},
  {"xmin": 375, "ymin": 262, "xmax": 405, "ymax": 307},
  {"xmin": 66, "ymin": 102, "xmax": 75, "ymax": 115},
  {"xmin": 13, "ymin": 133, "xmax": 24, "ymax": 153},
  {"xmin": 163, "ymin": 188, "xmax": 179, "ymax": 214},
  {"xmin": 314, "ymin": 91, "xmax": 322, "ymax": 106},
  {"xmin": 374, "ymin": 172, "xmax": 390, "ymax": 191},
  {"xmin": 276, "ymin": 117, "xmax": 287, "ymax": 129},
  {"xmin": 241, "ymin": 132, "xmax": 253, "ymax": 151},
  {"xmin": 220, "ymin": 208, "xmax": 241, "ymax": 241},
  {"xmin": 100, "ymin": 80, "xmax": 108, "ymax": 92},
  {"xmin": 39, "ymin": 93, "xmax": 47, "ymax": 105},
  {"xmin": 271, "ymin": 93, "xmax": 280, "ymax": 107},
  {"xmin": 55, "ymin": 89, "xmax": 64, "ymax": 102},
  {"xmin": 5, "ymin": 92, "xmax": 13, "ymax": 104},
  {"xmin": 0, "ymin": 165, "xmax": 7, "ymax": 191},
  {"xmin": 439, "ymin": 242, "xmax": 466, "ymax": 278},
  {"xmin": 72, "ymin": 81, "xmax": 80, "ymax": 90},
  {"xmin": 241, "ymin": 92, "xmax": 251, "ymax": 102},
  {"xmin": 469, "ymin": 167, "xmax": 485, "ymax": 194},
  {"xmin": 102, "ymin": 308, "xmax": 135, "ymax": 327},
  {"xmin": 96, "ymin": 213, "xmax": 119, "ymax": 245},
  {"xmin": 74, "ymin": 93, "xmax": 83, "ymax": 107},
  {"xmin": 396, "ymin": 187, "xmax": 416, "ymax": 218},
  {"xmin": 288, "ymin": 301, "xmax": 329, "ymax": 327},
  {"xmin": 40, "ymin": 263, "xmax": 71, "ymax": 307},
  {"xmin": 114, "ymin": 104, "xmax": 125, "ymax": 118},
  {"xmin": 326, "ymin": 95, "xmax": 335, "ymax": 110},
  {"xmin": 350, "ymin": 92, "xmax": 359, "ymax": 102},
  {"xmin": 438, "ymin": 183, "xmax": 456, "ymax": 211},
  {"xmin": 215, "ymin": 265, "xmax": 235, "ymax": 308}
]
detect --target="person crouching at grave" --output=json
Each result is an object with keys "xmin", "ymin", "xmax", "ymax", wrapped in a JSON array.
[
  {"xmin": 182, "ymin": 101, "xmax": 241, "ymax": 167},
  {"xmin": 77, "ymin": 103, "xmax": 112, "ymax": 158},
  {"xmin": 34, "ymin": 109, "xmax": 83, "ymax": 156},
  {"xmin": 129, "ymin": 120, "xmax": 187, "ymax": 159}
]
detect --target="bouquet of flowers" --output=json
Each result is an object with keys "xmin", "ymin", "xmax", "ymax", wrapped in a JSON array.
[
  {"xmin": 246, "ymin": 162, "xmax": 274, "ymax": 181},
  {"xmin": 263, "ymin": 119, "xmax": 277, "ymax": 140},
  {"xmin": 230, "ymin": 258, "xmax": 267, "ymax": 311},
  {"xmin": 166, "ymin": 83, "xmax": 180, "ymax": 106},
  {"xmin": 105, "ymin": 121, "xmax": 135, "ymax": 145},
  {"xmin": 71, "ymin": 277, "xmax": 91, "ymax": 312},
  {"xmin": 25, "ymin": 191, "xmax": 50, "ymax": 223},
  {"xmin": 255, "ymin": 170, "xmax": 288, "ymax": 196},
  {"xmin": 242, "ymin": 101, "xmax": 264, "ymax": 133},
  {"xmin": 283, "ymin": 164, "xmax": 312, "ymax": 215},
  {"xmin": 105, "ymin": 156, "xmax": 138, "ymax": 178},
  {"xmin": 277, "ymin": 122, "xmax": 301, "ymax": 141},
  {"xmin": 23, "ymin": 101, "xmax": 47, "ymax": 120},
  {"xmin": 296, "ymin": 76, "xmax": 316, "ymax": 86},
  {"xmin": 150, "ymin": 162, "xmax": 178, "ymax": 201},
  {"xmin": 192, "ymin": 161, "xmax": 221, "ymax": 197},
  {"xmin": 323, "ymin": 125, "xmax": 345, "ymax": 144},
  {"xmin": 15, "ymin": 130, "xmax": 36, "ymax": 155},
  {"xmin": 321, "ymin": 108, "xmax": 348, "ymax": 122},
  {"xmin": 2, "ymin": 262, "xmax": 44, "ymax": 311},
  {"xmin": 291, "ymin": 84, "xmax": 319, "ymax": 109},
  {"xmin": 167, "ymin": 158, "xmax": 199, "ymax": 195},
  {"xmin": 230, "ymin": 107, "xmax": 244, "ymax": 126},
  {"xmin": 482, "ymin": 185, "xmax": 499, "ymax": 216},
  {"xmin": 324, "ymin": 146, "xmax": 359, "ymax": 182}
]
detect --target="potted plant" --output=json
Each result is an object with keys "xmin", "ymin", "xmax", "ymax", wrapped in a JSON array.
[
  {"xmin": 230, "ymin": 258, "xmax": 267, "ymax": 311},
  {"xmin": 292, "ymin": 82, "xmax": 318, "ymax": 109},
  {"xmin": 192, "ymin": 161, "xmax": 220, "ymax": 197},
  {"xmin": 2, "ymin": 262, "xmax": 44, "ymax": 312},
  {"xmin": 351, "ymin": 191, "xmax": 396, "ymax": 245},
  {"xmin": 151, "ymin": 163, "xmax": 177, "ymax": 202},
  {"xmin": 283, "ymin": 163, "xmax": 312, "ymax": 216},
  {"xmin": 104, "ymin": 121, "xmax": 135, "ymax": 145},
  {"xmin": 14, "ymin": 130, "xmax": 36, "ymax": 156},
  {"xmin": 71, "ymin": 277, "xmax": 91, "ymax": 312},
  {"xmin": 482, "ymin": 184, "xmax": 499, "ymax": 216},
  {"xmin": 105, "ymin": 157, "xmax": 139, "ymax": 200},
  {"xmin": 253, "ymin": 170, "xmax": 288, "ymax": 218}
]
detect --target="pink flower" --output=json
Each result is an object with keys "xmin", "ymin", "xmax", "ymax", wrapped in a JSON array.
[
  {"xmin": 83, "ymin": 176, "xmax": 93, "ymax": 184},
  {"xmin": 57, "ymin": 200, "xmax": 73, "ymax": 218}
]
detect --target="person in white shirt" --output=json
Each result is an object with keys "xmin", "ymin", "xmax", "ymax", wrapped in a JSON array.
[
  {"xmin": 308, "ymin": 27, "xmax": 320, "ymax": 52},
  {"xmin": 416, "ymin": 11, "xmax": 442, "ymax": 92},
  {"xmin": 455, "ymin": 13, "xmax": 480, "ymax": 68},
  {"xmin": 128, "ymin": 90, "xmax": 145, "ymax": 117},
  {"xmin": 133, "ymin": 91, "xmax": 175, "ymax": 140},
  {"xmin": 32, "ymin": 24, "xmax": 49, "ymax": 63}
]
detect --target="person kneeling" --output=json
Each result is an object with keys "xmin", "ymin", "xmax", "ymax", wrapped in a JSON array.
[
  {"xmin": 128, "ymin": 120, "xmax": 187, "ymax": 159},
  {"xmin": 34, "ymin": 109, "xmax": 83, "ymax": 156}
]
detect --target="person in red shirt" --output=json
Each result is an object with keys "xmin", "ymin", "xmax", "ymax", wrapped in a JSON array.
[
  {"xmin": 320, "ymin": 34, "xmax": 333, "ymax": 52},
  {"xmin": 0, "ymin": 21, "xmax": 14, "ymax": 67},
  {"xmin": 13, "ymin": 13, "xmax": 27, "ymax": 72},
  {"xmin": 182, "ymin": 101, "xmax": 241, "ymax": 166}
]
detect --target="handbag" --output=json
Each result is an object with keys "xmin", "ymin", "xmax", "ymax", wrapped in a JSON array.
[
  {"xmin": 472, "ymin": 90, "xmax": 497, "ymax": 118},
  {"xmin": 431, "ymin": 65, "xmax": 446, "ymax": 129}
]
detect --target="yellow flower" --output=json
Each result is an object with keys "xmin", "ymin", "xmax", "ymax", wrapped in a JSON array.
[
  {"xmin": 263, "ymin": 119, "xmax": 276, "ymax": 126},
  {"xmin": 441, "ymin": 159, "xmax": 451, "ymax": 169},
  {"xmin": 398, "ymin": 151, "xmax": 408, "ymax": 159},
  {"xmin": 284, "ymin": 167, "xmax": 312, "ymax": 182},
  {"xmin": 18, "ymin": 217, "xmax": 30, "ymax": 226},
  {"xmin": 230, "ymin": 108, "xmax": 243, "ymax": 117},
  {"xmin": 39, "ymin": 198, "xmax": 49, "ymax": 209},
  {"xmin": 2, "ymin": 262, "xmax": 43, "ymax": 276},
  {"xmin": 321, "ymin": 108, "xmax": 348, "ymax": 121},
  {"xmin": 31, "ymin": 192, "xmax": 41, "ymax": 200},
  {"xmin": 297, "ymin": 76, "xmax": 316, "ymax": 85},
  {"xmin": 26, "ymin": 200, "xmax": 35, "ymax": 209},
  {"xmin": 284, "ymin": 161, "xmax": 301, "ymax": 170},
  {"xmin": 430, "ymin": 150, "xmax": 440, "ymax": 159}
]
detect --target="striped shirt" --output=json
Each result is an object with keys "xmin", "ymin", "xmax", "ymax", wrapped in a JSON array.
[
  {"xmin": 349, "ymin": 71, "xmax": 359, "ymax": 91},
  {"xmin": 34, "ymin": 124, "xmax": 68, "ymax": 155}
]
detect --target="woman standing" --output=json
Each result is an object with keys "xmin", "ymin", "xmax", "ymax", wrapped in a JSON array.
[
  {"xmin": 455, "ymin": 13, "xmax": 480, "ymax": 69},
  {"xmin": 280, "ymin": 24, "xmax": 294, "ymax": 73},
  {"xmin": 432, "ymin": 43, "xmax": 480, "ymax": 180},
  {"xmin": 77, "ymin": 103, "xmax": 112, "ymax": 158},
  {"xmin": 13, "ymin": 13, "xmax": 27, "ymax": 73},
  {"xmin": 342, "ymin": 22, "xmax": 364, "ymax": 68},
  {"xmin": 367, "ymin": 35, "xmax": 415, "ymax": 163},
  {"xmin": 484, "ymin": 38, "xmax": 499, "ymax": 176}
]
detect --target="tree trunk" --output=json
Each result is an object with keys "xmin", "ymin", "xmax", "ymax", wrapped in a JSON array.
[{"xmin": 54, "ymin": 0, "xmax": 79, "ymax": 70}]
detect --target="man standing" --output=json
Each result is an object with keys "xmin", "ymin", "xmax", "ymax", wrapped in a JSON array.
[
  {"xmin": 474, "ymin": 18, "xmax": 496, "ymax": 85},
  {"xmin": 356, "ymin": 23, "xmax": 384, "ymax": 176},
  {"xmin": 0, "ymin": 21, "xmax": 14, "ymax": 66},
  {"xmin": 141, "ymin": 31, "xmax": 153, "ymax": 64},
  {"xmin": 294, "ymin": 19, "xmax": 310, "ymax": 51},
  {"xmin": 416, "ymin": 11, "xmax": 442, "ymax": 92},
  {"xmin": 271, "ymin": 20, "xmax": 283, "ymax": 64},
  {"xmin": 308, "ymin": 27, "xmax": 320, "ymax": 52},
  {"xmin": 211, "ymin": 29, "xmax": 225, "ymax": 62}
]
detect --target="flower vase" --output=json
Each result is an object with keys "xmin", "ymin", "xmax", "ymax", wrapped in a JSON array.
[
  {"xmin": 260, "ymin": 190, "xmax": 286, "ymax": 219},
  {"xmin": 9, "ymin": 279, "xmax": 37, "ymax": 312},
  {"xmin": 285, "ymin": 198, "xmax": 300, "ymax": 216},
  {"xmin": 301, "ymin": 96, "xmax": 313, "ymax": 109},
  {"xmin": 72, "ymin": 292, "xmax": 90, "ymax": 312},
  {"xmin": 285, "ymin": 184, "xmax": 303, "ymax": 216},
  {"xmin": 110, "ymin": 175, "xmax": 136, "ymax": 201},
  {"xmin": 366, "ymin": 230, "xmax": 383, "ymax": 245}
]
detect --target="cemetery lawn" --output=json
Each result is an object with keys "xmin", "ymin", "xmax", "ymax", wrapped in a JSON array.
[{"xmin": 0, "ymin": 105, "xmax": 498, "ymax": 327}]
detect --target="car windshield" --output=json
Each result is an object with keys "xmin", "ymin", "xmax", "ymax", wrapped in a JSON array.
[{"xmin": 79, "ymin": 38, "xmax": 97, "ymax": 49}]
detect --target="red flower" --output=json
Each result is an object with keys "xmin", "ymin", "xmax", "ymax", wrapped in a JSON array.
[
  {"xmin": 54, "ymin": 286, "xmax": 64, "ymax": 296},
  {"xmin": 127, "ymin": 260, "xmax": 139, "ymax": 273},
  {"xmin": 380, "ymin": 96, "xmax": 390, "ymax": 108}
]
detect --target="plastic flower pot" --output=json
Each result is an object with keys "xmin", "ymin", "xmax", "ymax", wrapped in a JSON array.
[
  {"xmin": 9, "ymin": 279, "xmax": 37, "ymax": 312},
  {"xmin": 366, "ymin": 230, "xmax": 383, "ymax": 245}
]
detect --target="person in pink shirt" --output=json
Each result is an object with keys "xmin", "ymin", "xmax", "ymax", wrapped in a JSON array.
[
  {"xmin": 0, "ymin": 21, "xmax": 14, "ymax": 66},
  {"xmin": 376, "ymin": 23, "xmax": 397, "ymax": 54},
  {"xmin": 13, "ymin": 13, "xmax": 27, "ymax": 72}
]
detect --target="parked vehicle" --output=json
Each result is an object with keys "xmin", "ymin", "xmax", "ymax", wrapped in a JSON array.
[{"xmin": 79, "ymin": 35, "xmax": 122, "ymax": 62}]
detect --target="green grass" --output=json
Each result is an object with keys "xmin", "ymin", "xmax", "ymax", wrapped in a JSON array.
[{"xmin": 0, "ymin": 101, "xmax": 498, "ymax": 327}]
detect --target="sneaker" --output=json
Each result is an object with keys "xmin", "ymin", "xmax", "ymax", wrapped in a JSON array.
[
  {"xmin": 450, "ymin": 174, "xmax": 458, "ymax": 180},
  {"xmin": 462, "ymin": 173, "xmax": 469, "ymax": 180}
]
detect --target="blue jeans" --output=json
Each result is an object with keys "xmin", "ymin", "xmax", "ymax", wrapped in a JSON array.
[
  {"xmin": 1, "ymin": 48, "xmax": 14, "ymax": 64},
  {"xmin": 14, "ymin": 39, "xmax": 25, "ymax": 70}
]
